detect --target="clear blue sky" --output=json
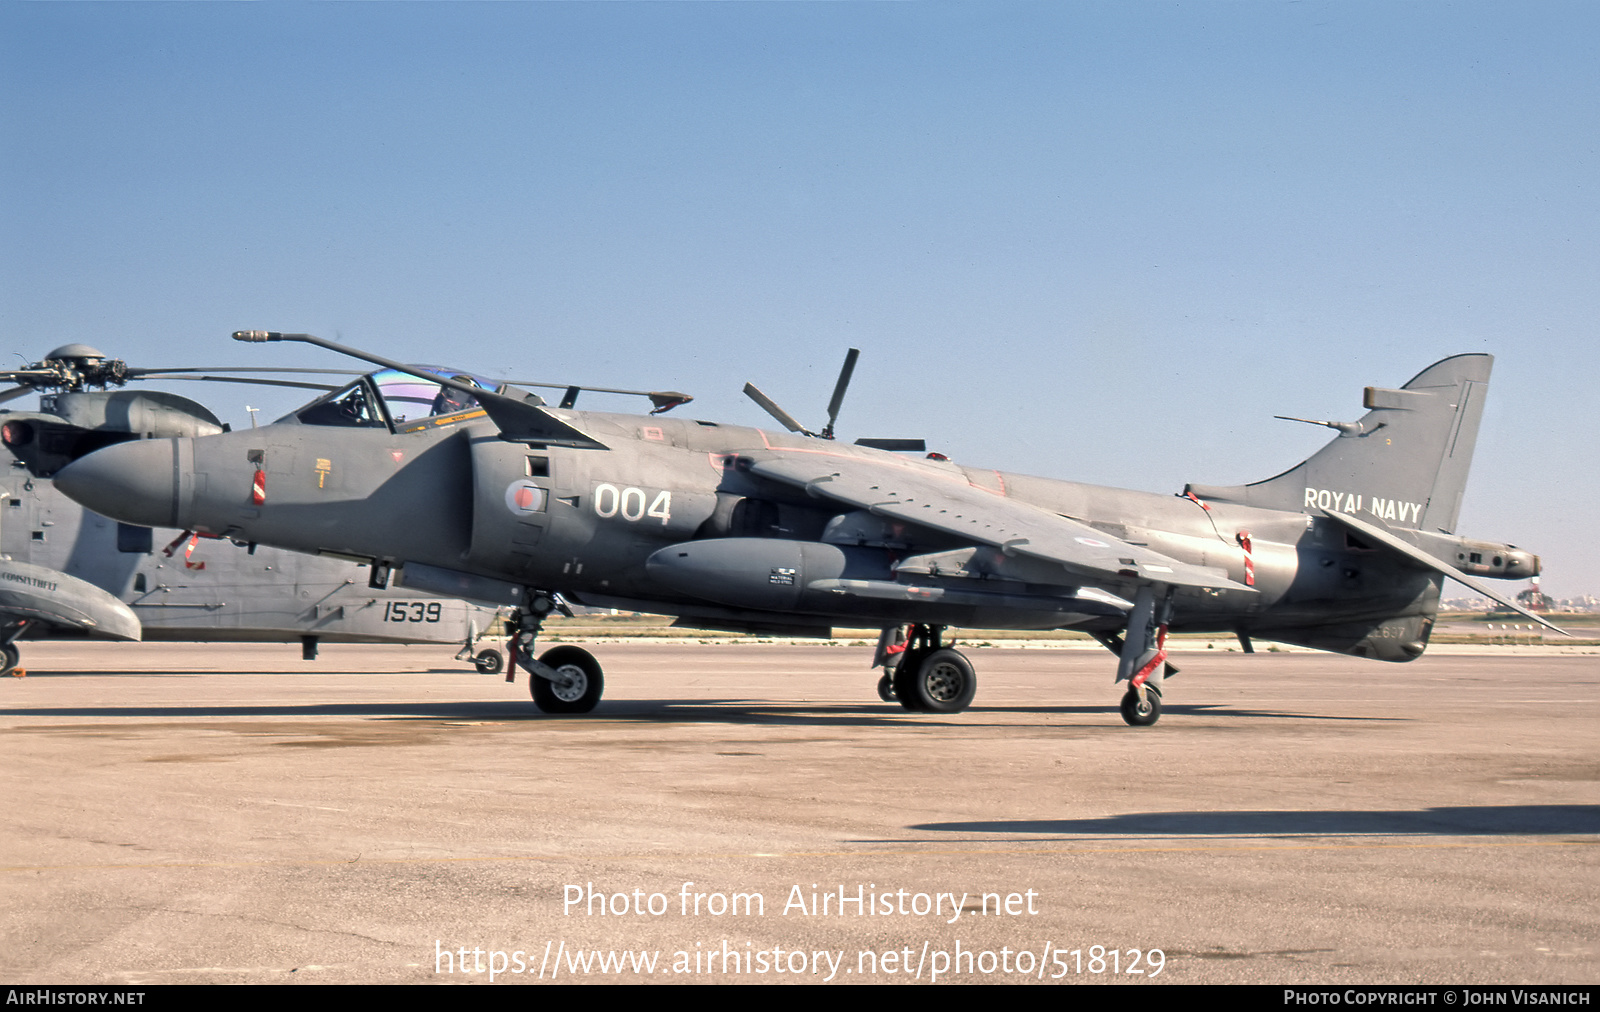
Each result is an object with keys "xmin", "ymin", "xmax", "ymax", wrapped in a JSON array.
[{"xmin": 3, "ymin": 2, "xmax": 1596, "ymax": 597}]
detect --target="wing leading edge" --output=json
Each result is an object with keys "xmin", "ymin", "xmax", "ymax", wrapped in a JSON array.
[{"xmin": 746, "ymin": 455, "xmax": 1251, "ymax": 594}]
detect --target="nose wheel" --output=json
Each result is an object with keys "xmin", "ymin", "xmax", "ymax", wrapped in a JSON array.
[
  {"xmin": 473, "ymin": 648, "xmax": 504, "ymax": 674},
  {"xmin": 529, "ymin": 645, "xmax": 605, "ymax": 714},
  {"xmin": 508, "ymin": 591, "xmax": 605, "ymax": 714}
]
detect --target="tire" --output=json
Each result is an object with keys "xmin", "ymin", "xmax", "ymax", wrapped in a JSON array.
[
  {"xmin": 530, "ymin": 645, "xmax": 604, "ymax": 714},
  {"xmin": 900, "ymin": 648, "xmax": 977, "ymax": 714},
  {"xmin": 876, "ymin": 672, "xmax": 896, "ymax": 702},
  {"xmin": 1120, "ymin": 686, "xmax": 1161, "ymax": 726},
  {"xmin": 473, "ymin": 648, "xmax": 504, "ymax": 675},
  {"xmin": 0, "ymin": 643, "xmax": 17, "ymax": 677},
  {"xmin": 892, "ymin": 648, "xmax": 927, "ymax": 711}
]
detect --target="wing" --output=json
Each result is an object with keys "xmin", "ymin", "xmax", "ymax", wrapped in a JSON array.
[
  {"xmin": 1319, "ymin": 509, "xmax": 1567, "ymax": 635},
  {"xmin": 746, "ymin": 454, "xmax": 1250, "ymax": 593}
]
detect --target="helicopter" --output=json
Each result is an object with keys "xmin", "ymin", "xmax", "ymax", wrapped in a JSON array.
[
  {"xmin": 0, "ymin": 344, "xmax": 509, "ymax": 675},
  {"xmin": 51, "ymin": 332, "xmax": 1554, "ymax": 724}
]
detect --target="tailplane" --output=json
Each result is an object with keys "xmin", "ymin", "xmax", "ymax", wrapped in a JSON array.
[{"xmin": 1186, "ymin": 354, "xmax": 1492, "ymax": 534}]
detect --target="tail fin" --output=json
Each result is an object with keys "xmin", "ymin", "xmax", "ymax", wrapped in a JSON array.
[{"xmin": 1186, "ymin": 354, "xmax": 1492, "ymax": 534}]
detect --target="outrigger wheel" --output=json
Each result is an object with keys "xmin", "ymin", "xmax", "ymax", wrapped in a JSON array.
[{"xmin": 1120, "ymin": 685, "xmax": 1161, "ymax": 727}]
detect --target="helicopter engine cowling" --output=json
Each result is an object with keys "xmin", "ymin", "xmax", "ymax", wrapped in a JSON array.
[{"xmin": 41, "ymin": 390, "xmax": 225, "ymax": 439}]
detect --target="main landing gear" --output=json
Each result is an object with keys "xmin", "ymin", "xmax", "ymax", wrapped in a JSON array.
[
  {"xmin": 876, "ymin": 624, "xmax": 977, "ymax": 713},
  {"xmin": 0, "ymin": 620, "xmax": 28, "ymax": 677},
  {"xmin": 507, "ymin": 591, "xmax": 604, "ymax": 714},
  {"xmin": 879, "ymin": 589, "xmax": 1179, "ymax": 726}
]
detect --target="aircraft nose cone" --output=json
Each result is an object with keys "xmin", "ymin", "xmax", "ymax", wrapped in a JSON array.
[{"xmin": 53, "ymin": 438, "xmax": 186, "ymax": 529}]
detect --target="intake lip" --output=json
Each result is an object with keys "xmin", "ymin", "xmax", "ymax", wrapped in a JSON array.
[{"xmin": 53, "ymin": 438, "xmax": 187, "ymax": 530}]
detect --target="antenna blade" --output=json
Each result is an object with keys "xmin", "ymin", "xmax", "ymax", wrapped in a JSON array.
[
  {"xmin": 743, "ymin": 383, "xmax": 810, "ymax": 435},
  {"xmin": 854, "ymin": 437, "xmax": 926, "ymax": 452}
]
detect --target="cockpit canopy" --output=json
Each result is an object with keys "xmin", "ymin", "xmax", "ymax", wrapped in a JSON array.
[{"xmin": 288, "ymin": 367, "xmax": 535, "ymax": 430}]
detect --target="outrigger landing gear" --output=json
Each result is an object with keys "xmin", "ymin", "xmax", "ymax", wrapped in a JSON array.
[
  {"xmin": 507, "ymin": 591, "xmax": 604, "ymax": 714},
  {"xmin": 1105, "ymin": 586, "xmax": 1175, "ymax": 727},
  {"xmin": 878, "ymin": 624, "xmax": 977, "ymax": 713}
]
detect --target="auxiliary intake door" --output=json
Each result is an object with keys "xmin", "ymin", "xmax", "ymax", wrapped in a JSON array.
[{"xmin": 467, "ymin": 441, "xmax": 557, "ymax": 578}]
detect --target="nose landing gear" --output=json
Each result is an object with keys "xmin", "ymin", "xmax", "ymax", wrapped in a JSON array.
[{"xmin": 507, "ymin": 591, "xmax": 604, "ymax": 714}]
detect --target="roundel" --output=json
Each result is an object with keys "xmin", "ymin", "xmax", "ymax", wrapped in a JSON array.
[
  {"xmin": 1074, "ymin": 536, "xmax": 1110, "ymax": 548},
  {"xmin": 505, "ymin": 480, "xmax": 547, "ymax": 516}
]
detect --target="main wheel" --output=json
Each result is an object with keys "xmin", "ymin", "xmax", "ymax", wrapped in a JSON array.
[
  {"xmin": 876, "ymin": 672, "xmax": 896, "ymax": 702},
  {"xmin": 892, "ymin": 648, "xmax": 928, "ymax": 711},
  {"xmin": 530, "ymin": 646, "xmax": 604, "ymax": 713},
  {"xmin": 473, "ymin": 648, "xmax": 504, "ymax": 674},
  {"xmin": 1120, "ymin": 686, "xmax": 1161, "ymax": 726},
  {"xmin": 899, "ymin": 648, "xmax": 977, "ymax": 714}
]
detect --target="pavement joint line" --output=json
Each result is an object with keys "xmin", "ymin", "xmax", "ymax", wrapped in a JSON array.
[{"xmin": 5, "ymin": 836, "xmax": 1596, "ymax": 873}]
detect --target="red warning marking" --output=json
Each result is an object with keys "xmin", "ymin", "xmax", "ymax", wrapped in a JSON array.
[
  {"xmin": 1130, "ymin": 625, "xmax": 1169, "ymax": 689},
  {"xmin": 183, "ymin": 534, "xmax": 206, "ymax": 570}
]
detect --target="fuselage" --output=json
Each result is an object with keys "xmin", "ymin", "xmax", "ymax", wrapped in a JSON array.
[{"xmin": 55, "ymin": 396, "xmax": 1449, "ymax": 660}]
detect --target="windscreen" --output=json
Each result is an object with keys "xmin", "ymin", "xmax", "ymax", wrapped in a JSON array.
[
  {"xmin": 292, "ymin": 380, "xmax": 387, "ymax": 428},
  {"xmin": 371, "ymin": 368, "xmax": 485, "ymax": 423}
]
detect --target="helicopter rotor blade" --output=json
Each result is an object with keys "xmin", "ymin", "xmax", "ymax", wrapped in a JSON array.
[
  {"xmin": 139, "ymin": 375, "xmax": 343, "ymax": 392},
  {"xmin": 820, "ymin": 348, "xmax": 859, "ymax": 440},
  {"xmin": 127, "ymin": 366, "xmax": 363, "ymax": 378},
  {"xmin": 742, "ymin": 383, "xmax": 812, "ymax": 436}
]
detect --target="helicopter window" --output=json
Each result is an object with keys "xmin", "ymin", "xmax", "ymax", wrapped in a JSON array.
[
  {"xmin": 295, "ymin": 381, "xmax": 387, "ymax": 428},
  {"xmin": 370, "ymin": 368, "xmax": 484, "ymax": 424}
]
